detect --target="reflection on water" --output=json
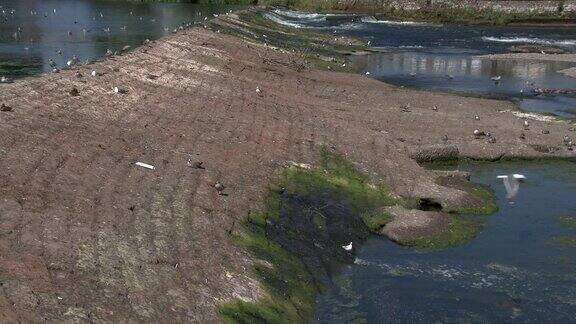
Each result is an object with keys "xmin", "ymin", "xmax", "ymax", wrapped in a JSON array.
[
  {"xmin": 265, "ymin": 9, "xmax": 576, "ymax": 117},
  {"xmin": 353, "ymin": 52, "xmax": 576, "ymax": 117},
  {"xmin": 316, "ymin": 161, "xmax": 576, "ymax": 323},
  {"xmin": 0, "ymin": 0, "xmax": 242, "ymax": 78}
]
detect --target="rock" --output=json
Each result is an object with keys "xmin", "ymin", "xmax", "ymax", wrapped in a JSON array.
[
  {"xmin": 509, "ymin": 45, "xmax": 567, "ymax": 54},
  {"xmin": 0, "ymin": 76, "xmax": 13, "ymax": 83},
  {"xmin": 69, "ymin": 88, "xmax": 80, "ymax": 97},
  {"xmin": 0, "ymin": 103, "xmax": 13, "ymax": 112},
  {"xmin": 380, "ymin": 206, "xmax": 450, "ymax": 244},
  {"xmin": 114, "ymin": 87, "xmax": 128, "ymax": 94},
  {"xmin": 473, "ymin": 129, "xmax": 486, "ymax": 138},
  {"xmin": 530, "ymin": 144, "xmax": 559, "ymax": 154},
  {"xmin": 214, "ymin": 182, "xmax": 225, "ymax": 194},
  {"xmin": 408, "ymin": 144, "xmax": 459, "ymax": 163},
  {"xmin": 433, "ymin": 169, "xmax": 471, "ymax": 181},
  {"xmin": 187, "ymin": 160, "xmax": 204, "ymax": 169}
]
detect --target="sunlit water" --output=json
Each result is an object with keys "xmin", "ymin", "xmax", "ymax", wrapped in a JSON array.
[
  {"xmin": 266, "ymin": 9, "xmax": 576, "ymax": 117},
  {"xmin": 315, "ymin": 161, "xmax": 576, "ymax": 323},
  {"xmin": 0, "ymin": 0, "xmax": 242, "ymax": 77}
]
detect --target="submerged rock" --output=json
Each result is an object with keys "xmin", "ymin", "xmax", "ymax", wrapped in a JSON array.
[
  {"xmin": 1, "ymin": 103, "xmax": 13, "ymax": 112},
  {"xmin": 380, "ymin": 205, "xmax": 450, "ymax": 244}
]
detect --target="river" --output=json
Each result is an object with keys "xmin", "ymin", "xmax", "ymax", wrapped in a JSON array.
[
  {"xmin": 314, "ymin": 161, "xmax": 576, "ymax": 323},
  {"xmin": 266, "ymin": 9, "xmax": 576, "ymax": 118},
  {"xmin": 0, "ymin": 0, "xmax": 242, "ymax": 78},
  {"xmin": 263, "ymin": 9, "xmax": 576, "ymax": 323}
]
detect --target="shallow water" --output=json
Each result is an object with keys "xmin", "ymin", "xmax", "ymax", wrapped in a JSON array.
[
  {"xmin": 267, "ymin": 9, "xmax": 576, "ymax": 117},
  {"xmin": 354, "ymin": 52, "xmax": 576, "ymax": 117},
  {"xmin": 0, "ymin": 0, "xmax": 241, "ymax": 78},
  {"xmin": 314, "ymin": 161, "xmax": 576, "ymax": 323}
]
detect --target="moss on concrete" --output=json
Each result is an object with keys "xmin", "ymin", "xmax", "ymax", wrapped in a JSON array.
[
  {"xmin": 220, "ymin": 208, "xmax": 316, "ymax": 323},
  {"xmin": 445, "ymin": 184, "xmax": 498, "ymax": 215},
  {"xmin": 219, "ymin": 147, "xmax": 395, "ymax": 323},
  {"xmin": 361, "ymin": 209, "xmax": 393, "ymax": 231},
  {"xmin": 401, "ymin": 214, "xmax": 485, "ymax": 249}
]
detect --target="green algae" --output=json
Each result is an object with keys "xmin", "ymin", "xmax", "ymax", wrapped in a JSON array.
[
  {"xmin": 219, "ymin": 148, "xmax": 502, "ymax": 322},
  {"xmin": 219, "ymin": 217, "xmax": 316, "ymax": 323},
  {"xmin": 361, "ymin": 209, "xmax": 393, "ymax": 231},
  {"xmin": 445, "ymin": 184, "xmax": 498, "ymax": 215},
  {"xmin": 400, "ymin": 214, "xmax": 485, "ymax": 250},
  {"xmin": 219, "ymin": 148, "xmax": 395, "ymax": 323},
  {"xmin": 547, "ymin": 235, "xmax": 576, "ymax": 247},
  {"xmin": 558, "ymin": 215, "xmax": 576, "ymax": 229}
]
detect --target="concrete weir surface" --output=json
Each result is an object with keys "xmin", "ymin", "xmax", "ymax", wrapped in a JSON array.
[{"xmin": 0, "ymin": 15, "xmax": 575, "ymax": 322}]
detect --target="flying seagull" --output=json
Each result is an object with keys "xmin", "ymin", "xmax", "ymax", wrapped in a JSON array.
[{"xmin": 497, "ymin": 174, "xmax": 526, "ymax": 200}]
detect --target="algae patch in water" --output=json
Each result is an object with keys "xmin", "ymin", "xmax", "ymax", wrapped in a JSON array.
[
  {"xmin": 559, "ymin": 215, "xmax": 576, "ymax": 229},
  {"xmin": 547, "ymin": 235, "xmax": 576, "ymax": 247},
  {"xmin": 401, "ymin": 214, "xmax": 486, "ymax": 250},
  {"xmin": 218, "ymin": 148, "xmax": 395, "ymax": 323},
  {"xmin": 445, "ymin": 184, "xmax": 498, "ymax": 215}
]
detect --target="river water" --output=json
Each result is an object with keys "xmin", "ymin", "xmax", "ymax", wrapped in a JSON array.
[
  {"xmin": 263, "ymin": 9, "xmax": 576, "ymax": 323},
  {"xmin": 266, "ymin": 9, "xmax": 576, "ymax": 118},
  {"xmin": 0, "ymin": 0, "xmax": 242, "ymax": 78},
  {"xmin": 314, "ymin": 161, "xmax": 576, "ymax": 323}
]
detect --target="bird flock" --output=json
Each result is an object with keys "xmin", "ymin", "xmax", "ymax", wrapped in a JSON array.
[{"xmin": 0, "ymin": 3, "xmax": 234, "ymax": 78}]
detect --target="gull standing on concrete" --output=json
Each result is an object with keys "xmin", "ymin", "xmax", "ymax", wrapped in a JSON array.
[{"xmin": 497, "ymin": 174, "xmax": 526, "ymax": 201}]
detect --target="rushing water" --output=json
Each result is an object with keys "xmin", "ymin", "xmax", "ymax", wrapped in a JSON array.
[
  {"xmin": 266, "ymin": 9, "xmax": 576, "ymax": 117},
  {"xmin": 0, "ymin": 0, "xmax": 242, "ymax": 78},
  {"xmin": 314, "ymin": 161, "xmax": 576, "ymax": 323}
]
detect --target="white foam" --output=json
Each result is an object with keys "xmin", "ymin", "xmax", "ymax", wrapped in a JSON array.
[
  {"xmin": 272, "ymin": 9, "xmax": 325, "ymax": 21},
  {"xmin": 482, "ymin": 36, "xmax": 576, "ymax": 47},
  {"xmin": 263, "ymin": 12, "xmax": 306, "ymax": 28},
  {"xmin": 361, "ymin": 16, "xmax": 440, "ymax": 27},
  {"xmin": 264, "ymin": 12, "xmax": 363, "ymax": 30}
]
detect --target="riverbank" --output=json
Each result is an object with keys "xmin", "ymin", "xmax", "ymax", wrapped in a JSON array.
[
  {"xmin": 260, "ymin": 0, "xmax": 576, "ymax": 25},
  {"xmin": 0, "ymin": 8, "xmax": 575, "ymax": 322}
]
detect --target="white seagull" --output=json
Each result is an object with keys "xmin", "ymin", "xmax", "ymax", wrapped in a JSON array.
[
  {"xmin": 497, "ymin": 174, "xmax": 526, "ymax": 200},
  {"xmin": 342, "ymin": 242, "xmax": 353, "ymax": 251}
]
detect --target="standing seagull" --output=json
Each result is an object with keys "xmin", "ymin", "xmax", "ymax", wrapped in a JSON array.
[
  {"xmin": 342, "ymin": 242, "xmax": 353, "ymax": 251},
  {"xmin": 497, "ymin": 174, "xmax": 526, "ymax": 200}
]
